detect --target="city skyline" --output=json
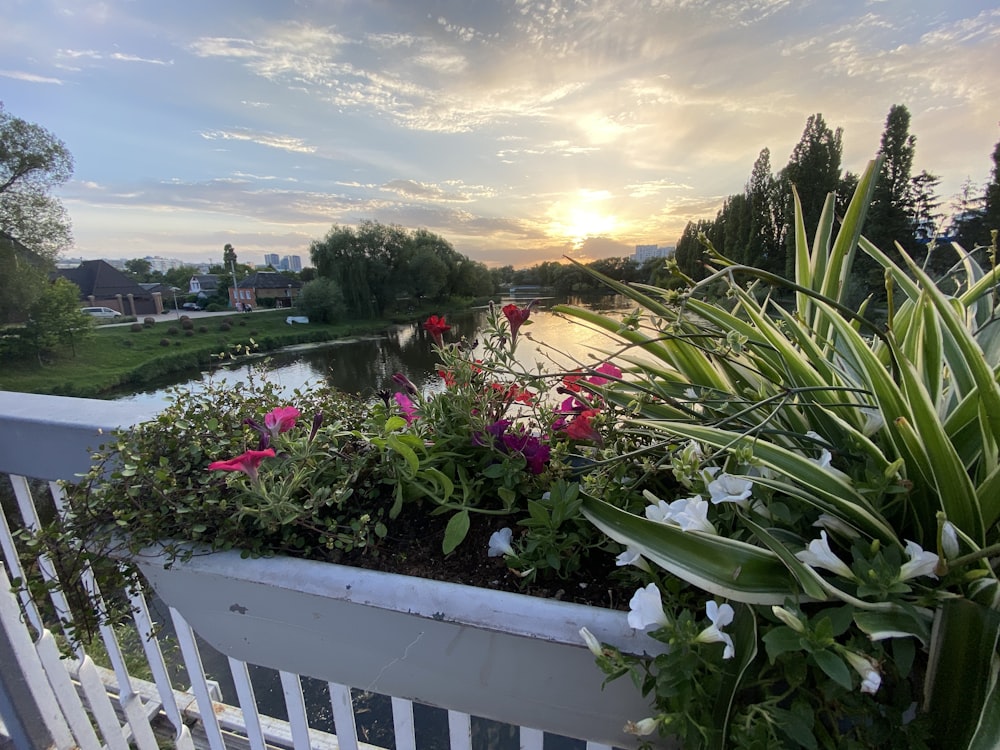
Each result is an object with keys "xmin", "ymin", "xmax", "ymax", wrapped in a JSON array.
[{"xmin": 3, "ymin": 1, "xmax": 999, "ymax": 269}]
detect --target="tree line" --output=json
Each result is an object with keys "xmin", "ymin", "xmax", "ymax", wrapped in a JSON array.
[
  {"xmin": 671, "ymin": 106, "xmax": 1000, "ymax": 305},
  {"xmin": 303, "ymin": 221, "xmax": 493, "ymax": 321}
]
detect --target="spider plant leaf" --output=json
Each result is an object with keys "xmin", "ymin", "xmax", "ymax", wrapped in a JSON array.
[
  {"xmin": 709, "ymin": 604, "xmax": 758, "ymax": 750},
  {"xmin": 580, "ymin": 493, "xmax": 798, "ymax": 604},
  {"xmin": 853, "ymin": 608, "xmax": 931, "ymax": 646},
  {"xmin": 923, "ymin": 598, "xmax": 1000, "ymax": 749},
  {"xmin": 631, "ymin": 420, "xmax": 899, "ymax": 544},
  {"xmin": 741, "ymin": 516, "xmax": 828, "ymax": 600}
]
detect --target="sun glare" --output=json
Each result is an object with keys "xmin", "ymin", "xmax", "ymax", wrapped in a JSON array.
[{"xmin": 549, "ymin": 191, "xmax": 618, "ymax": 248}]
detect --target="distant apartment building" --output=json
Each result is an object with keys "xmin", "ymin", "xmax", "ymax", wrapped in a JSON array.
[
  {"xmin": 263, "ymin": 254, "xmax": 302, "ymax": 272},
  {"xmin": 633, "ymin": 244, "xmax": 675, "ymax": 263}
]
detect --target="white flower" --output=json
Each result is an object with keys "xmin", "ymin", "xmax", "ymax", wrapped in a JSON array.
[
  {"xmin": 796, "ymin": 531, "xmax": 856, "ymax": 580},
  {"xmin": 579, "ymin": 627, "xmax": 603, "ymax": 657},
  {"xmin": 707, "ymin": 473, "xmax": 753, "ymax": 506},
  {"xmin": 487, "ymin": 527, "xmax": 514, "ymax": 558},
  {"xmin": 671, "ymin": 496, "xmax": 717, "ymax": 534},
  {"xmin": 694, "ymin": 600, "xmax": 735, "ymax": 659},
  {"xmin": 861, "ymin": 408, "xmax": 885, "ymax": 436},
  {"xmin": 627, "ymin": 583, "xmax": 669, "ymax": 630},
  {"xmin": 771, "ymin": 605, "xmax": 806, "ymax": 633},
  {"xmin": 940, "ymin": 520, "xmax": 960, "ymax": 560},
  {"xmin": 898, "ymin": 540, "xmax": 939, "ymax": 581},
  {"xmin": 643, "ymin": 497, "xmax": 673, "ymax": 524},
  {"xmin": 624, "ymin": 717, "xmax": 658, "ymax": 736},
  {"xmin": 643, "ymin": 494, "xmax": 716, "ymax": 534},
  {"xmin": 842, "ymin": 649, "xmax": 882, "ymax": 694},
  {"xmin": 615, "ymin": 546, "xmax": 652, "ymax": 572},
  {"xmin": 812, "ymin": 448, "xmax": 833, "ymax": 469}
]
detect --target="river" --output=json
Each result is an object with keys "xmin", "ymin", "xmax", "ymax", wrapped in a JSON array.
[{"xmin": 112, "ymin": 296, "xmax": 635, "ymax": 408}]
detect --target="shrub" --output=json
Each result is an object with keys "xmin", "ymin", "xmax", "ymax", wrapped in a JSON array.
[
  {"xmin": 143, "ymin": 317, "xmax": 156, "ymax": 327},
  {"xmin": 167, "ymin": 326, "xmax": 179, "ymax": 335},
  {"xmin": 198, "ymin": 326, "xmax": 208, "ymax": 334},
  {"xmin": 130, "ymin": 323, "xmax": 144, "ymax": 333},
  {"xmin": 159, "ymin": 338, "xmax": 171, "ymax": 347},
  {"xmin": 181, "ymin": 319, "xmax": 194, "ymax": 330},
  {"xmin": 219, "ymin": 323, "xmax": 231, "ymax": 332},
  {"xmin": 185, "ymin": 330, "xmax": 194, "ymax": 337}
]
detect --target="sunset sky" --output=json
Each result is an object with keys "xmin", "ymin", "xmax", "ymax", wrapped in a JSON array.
[{"xmin": 2, "ymin": 1, "xmax": 998, "ymax": 269}]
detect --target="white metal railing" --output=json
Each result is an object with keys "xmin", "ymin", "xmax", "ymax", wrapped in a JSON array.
[{"xmin": 0, "ymin": 391, "xmax": 617, "ymax": 750}]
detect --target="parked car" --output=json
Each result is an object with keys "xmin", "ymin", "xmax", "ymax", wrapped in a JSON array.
[
  {"xmin": 181, "ymin": 302, "xmax": 202, "ymax": 311},
  {"xmin": 81, "ymin": 307, "xmax": 123, "ymax": 319}
]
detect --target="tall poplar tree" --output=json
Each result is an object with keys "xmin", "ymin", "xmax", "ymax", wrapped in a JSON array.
[
  {"xmin": 780, "ymin": 114, "xmax": 844, "ymax": 279},
  {"xmin": 985, "ymin": 137, "xmax": 1000, "ymax": 244}
]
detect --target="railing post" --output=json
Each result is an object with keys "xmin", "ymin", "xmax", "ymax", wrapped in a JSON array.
[{"xmin": 0, "ymin": 566, "xmax": 72, "ymax": 750}]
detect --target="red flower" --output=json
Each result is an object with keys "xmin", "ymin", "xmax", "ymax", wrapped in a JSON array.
[
  {"xmin": 207, "ymin": 448, "xmax": 276, "ymax": 483},
  {"xmin": 565, "ymin": 409, "xmax": 603, "ymax": 444},
  {"xmin": 562, "ymin": 370, "xmax": 583, "ymax": 392},
  {"xmin": 438, "ymin": 369, "xmax": 457, "ymax": 387},
  {"xmin": 423, "ymin": 315, "xmax": 451, "ymax": 347},
  {"xmin": 502, "ymin": 302, "xmax": 533, "ymax": 344}
]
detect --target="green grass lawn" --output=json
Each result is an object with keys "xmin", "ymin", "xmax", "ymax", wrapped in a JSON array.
[{"xmin": 1, "ymin": 310, "xmax": 395, "ymax": 397}]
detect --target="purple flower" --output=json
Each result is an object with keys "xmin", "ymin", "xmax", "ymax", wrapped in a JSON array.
[
  {"xmin": 503, "ymin": 432, "xmax": 550, "ymax": 475},
  {"xmin": 391, "ymin": 372, "xmax": 419, "ymax": 396}
]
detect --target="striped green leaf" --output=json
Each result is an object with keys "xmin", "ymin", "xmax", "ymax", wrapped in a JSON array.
[{"xmin": 580, "ymin": 493, "xmax": 797, "ymax": 604}]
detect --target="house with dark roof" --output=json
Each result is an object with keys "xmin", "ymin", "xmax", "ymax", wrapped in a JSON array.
[
  {"xmin": 231, "ymin": 272, "xmax": 303, "ymax": 310},
  {"xmin": 55, "ymin": 260, "xmax": 163, "ymax": 316},
  {"xmin": 189, "ymin": 274, "xmax": 220, "ymax": 297}
]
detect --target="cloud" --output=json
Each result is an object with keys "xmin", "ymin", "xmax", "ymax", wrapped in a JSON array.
[
  {"xmin": 0, "ymin": 69, "xmax": 63, "ymax": 84},
  {"xmin": 381, "ymin": 179, "xmax": 472, "ymax": 202},
  {"xmin": 199, "ymin": 129, "xmax": 317, "ymax": 154},
  {"xmin": 57, "ymin": 48, "xmax": 171, "ymax": 65}
]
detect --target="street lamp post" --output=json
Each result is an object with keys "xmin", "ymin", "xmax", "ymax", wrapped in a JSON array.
[{"xmin": 230, "ymin": 261, "xmax": 239, "ymax": 309}]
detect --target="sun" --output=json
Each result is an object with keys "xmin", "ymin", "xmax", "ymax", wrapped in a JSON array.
[{"xmin": 548, "ymin": 191, "xmax": 618, "ymax": 248}]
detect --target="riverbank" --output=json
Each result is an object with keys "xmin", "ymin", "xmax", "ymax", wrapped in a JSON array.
[{"xmin": 0, "ymin": 308, "xmax": 415, "ymax": 398}]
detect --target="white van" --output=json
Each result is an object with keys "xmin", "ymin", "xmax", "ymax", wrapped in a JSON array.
[{"xmin": 81, "ymin": 307, "xmax": 123, "ymax": 318}]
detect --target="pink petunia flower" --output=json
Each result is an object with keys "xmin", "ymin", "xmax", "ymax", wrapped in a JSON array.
[
  {"xmin": 395, "ymin": 392, "xmax": 419, "ymax": 424},
  {"xmin": 207, "ymin": 448, "xmax": 276, "ymax": 484},
  {"xmin": 587, "ymin": 362, "xmax": 622, "ymax": 386},
  {"xmin": 264, "ymin": 406, "xmax": 300, "ymax": 439}
]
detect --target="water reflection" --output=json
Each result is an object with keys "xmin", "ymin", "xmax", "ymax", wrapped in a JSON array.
[{"xmin": 114, "ymin": 296, "xmax": 635, "ymax": 408}]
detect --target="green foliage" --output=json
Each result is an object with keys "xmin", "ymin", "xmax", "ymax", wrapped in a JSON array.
[
  {"xmin": 297, "ymin": 277, "xmax": 346, "ymax": 323},
  {"xmin": 309, "ymin": 220, "xmax": 493, "ymax": 317},
  {"xmin": 22, "ymin": 278, "xmax": 93, "ymax": 361},
  {"xmin": 0, "ymin": 104, "xmax": 74, "ymax": 324}
]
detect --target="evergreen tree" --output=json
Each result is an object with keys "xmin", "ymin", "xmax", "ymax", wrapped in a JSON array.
[{"xmin": 945, "ymin": 178, "xmax": 986, "ymax": 254}]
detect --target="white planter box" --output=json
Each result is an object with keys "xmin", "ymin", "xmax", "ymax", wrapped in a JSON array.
[{"xmin": 131, "ymin": 549, "xmax": 661, "ymax": 747}]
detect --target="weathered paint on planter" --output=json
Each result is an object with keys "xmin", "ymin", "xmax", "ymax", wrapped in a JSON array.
[{"xmin": 131, "ymin": 549, "xmax": 663, "ymax": 747}]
